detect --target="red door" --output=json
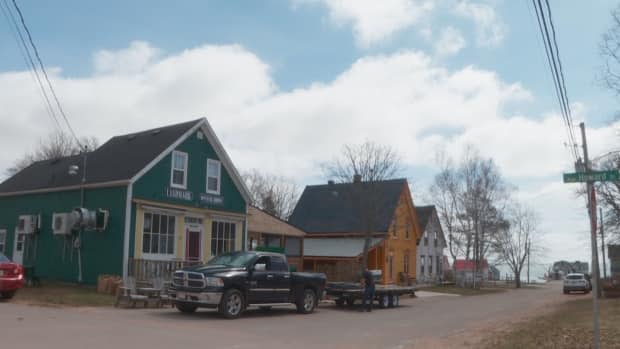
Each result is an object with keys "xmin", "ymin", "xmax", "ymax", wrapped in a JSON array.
[{"xmin": 185, "ymin": 230, "xmax": 201, "ymax": 261}]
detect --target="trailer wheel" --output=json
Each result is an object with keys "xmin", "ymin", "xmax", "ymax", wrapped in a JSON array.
[
  {"xmin": 389, "ymin": 294, "xmax": 400, "ymax": 307},
  {"xmin": 379, "ymin": 294, "xmax": 390, "ymax": 309},
  {"xmin": 335, "ymin": 298, "xmax": 345, "ymax": 307}
]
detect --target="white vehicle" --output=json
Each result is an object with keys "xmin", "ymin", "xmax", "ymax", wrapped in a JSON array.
[{"xmin": 563, "ymin": 273, "xmax": 590, "ymax": 294}]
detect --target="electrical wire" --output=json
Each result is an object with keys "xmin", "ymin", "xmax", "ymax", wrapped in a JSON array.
[
  {"xmin": 0, "ymin": 0, "xmax": 62, "ymax": 133},
  {"xmin": 10, "ymin": 0, "xmax": 82, "ymax": 148},
  {"xmin": 530, "ymin": 0, "xmax": 580, "ymax": 162}
]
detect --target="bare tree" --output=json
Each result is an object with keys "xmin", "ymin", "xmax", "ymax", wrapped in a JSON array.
[
  {"xmin": 242, "ymin": 169, "xmax": 300, "ymax": 220},
  {"xmin": 323, "ymin": 141, "xmax": 403, "ymax": 272},
  {"xmin": 6, "ymin": 131, "xmax": 99, "ymax": 176},
  {"xmin": 429, "ymin": 148, "xmax": 511, "ymax": 287},
  {"xmin": 322, "ymin": 141, "xmax": 402, "ymax": 183},
  {"xmin": 492, "ymin": 203, "xmax": 542, "ymax": 288},
  {"xmin": 600, "ymin": 5, "xmax": 620, "ymax": 96},
  {"xmin": 594, "ymin": 154, "xmax": 620, "ymax": 244}
]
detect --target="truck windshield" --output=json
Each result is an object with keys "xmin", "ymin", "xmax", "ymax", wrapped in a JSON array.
[{"xmin": 208, "ymin": 252, "xmax": 256, "ymax": 267}]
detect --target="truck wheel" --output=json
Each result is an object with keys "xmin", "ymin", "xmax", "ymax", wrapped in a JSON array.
[
  {"xmin": 175, "ymin": 302, "xmax": 198, "ymax": 314},
  {"xmin": 335, "ymin": 298, "xmax": 345, "ymax": 307},
  {"xmin": 389, "ymin": 294, "xmax": 400, "ymax": 307},
  {"xmin": 297, "ymin": 288, "xmax": 317, "ymax": 314},
  {"xmin": 219, "ymin": 289, "xmax": 244, "ymax": 319},
  {"xmin": 379, "ymin": 294, "xmax": 390, "ymax": 309}
]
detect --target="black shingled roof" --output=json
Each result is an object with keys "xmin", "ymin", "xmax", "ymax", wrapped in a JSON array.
[
  {"xmin": 288, "ymin": 178, "xmax": 408, "ymax": 234},
  {"xmin": 0, "ymin": 119, "xmax": 202, "ymax": 193},
  {"xmin": 414, "ymin": 205, "xmax": 435, "ymax": 230}
]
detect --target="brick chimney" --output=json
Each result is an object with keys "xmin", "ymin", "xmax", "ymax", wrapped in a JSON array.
[{"xmin": 353, "ymin": 174, "xmax": 362, "ymax": 183}]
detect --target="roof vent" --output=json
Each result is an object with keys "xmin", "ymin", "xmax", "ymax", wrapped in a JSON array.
[
  {"xmin": 152, "ymin": 129, "xmax": 161, "ymax": 135},
  {"xmin": 327, "ymin": 180, "xmax": 335, "ymax": 185},
  {"xmin": 127, "ymin": 134, "xmax": 136, "ymax": 141}
]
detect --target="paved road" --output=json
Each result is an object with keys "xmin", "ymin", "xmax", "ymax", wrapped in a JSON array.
[{"xmin": 0, "ymin": 281, "xmax": 575, "ymax": 349}]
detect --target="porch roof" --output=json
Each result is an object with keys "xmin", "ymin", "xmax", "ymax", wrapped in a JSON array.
[
  {"xmin": 247, "ymin": 206, "xmax": 305, "ymax": 237},
  {"xmin": 303, "ymin": 237, "xmax": 384, "ymax": 258}
]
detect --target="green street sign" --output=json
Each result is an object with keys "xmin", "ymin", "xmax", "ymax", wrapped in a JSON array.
[{"xmin": 563, "ymin": 170, "xmax": 620, "ymax": 183}]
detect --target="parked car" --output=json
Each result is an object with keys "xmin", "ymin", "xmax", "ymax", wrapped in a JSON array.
[
  {"xmin": 563, "ymin": 273, "xmax": 590, "ymax": 294},
  {"xmin": 170, "ymin": 251, "xmax": 327, "ymax": 318},
  {"xmin": 0, "ymin": 252, "xmax": 24, "ymax": 299}
]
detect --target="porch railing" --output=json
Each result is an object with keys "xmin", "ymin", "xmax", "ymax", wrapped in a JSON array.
[{"xmin": 128, "ymin": 258, "xmax": 202, "ymax": 281}]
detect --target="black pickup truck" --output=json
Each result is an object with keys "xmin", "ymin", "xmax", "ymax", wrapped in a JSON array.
[{"xmin": 170, "ymin": 251, "xmax": 327, "ymax": 318}]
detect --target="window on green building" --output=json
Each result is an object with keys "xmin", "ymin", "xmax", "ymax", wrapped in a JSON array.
[
  {"xmin": 171, "ymin": 151, "xmax": 188, "ymax": 189},
  {"xmin": 206, "ymin": 159, "xmax": 221, "ymax": 194},
  {"xmin": 143, "ymin": 212, "xmax": 176, "ymax": 256}
]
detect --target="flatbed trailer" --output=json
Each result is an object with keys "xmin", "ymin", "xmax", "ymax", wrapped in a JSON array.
[{"xmin": 325, "ymin": 282, "xmax": 416, "ymax": 309}]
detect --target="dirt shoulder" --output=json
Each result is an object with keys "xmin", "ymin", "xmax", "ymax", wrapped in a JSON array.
[{"xmin": 478, "ymin": 296, "xmax": 620, "ymax": 349}]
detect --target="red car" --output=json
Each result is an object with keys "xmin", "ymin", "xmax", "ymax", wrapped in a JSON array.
[{"xmin": 0, "ymin": 253, "xmax": 24, "ymax": 299}]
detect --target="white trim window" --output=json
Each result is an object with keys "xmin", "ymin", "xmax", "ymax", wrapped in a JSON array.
[
  {"xmin": 170, "ymin": 151, "xmax": 188, "ymax": 189},
  {"xmin": 211, "ymin": 221, "xmax": 236, "ymax": 256},
  {"xmin": 0, "ymin": 229, "xmax": 6, "ymax": 253},
  {"xmin": 142, "ymin": 212, "xmax": 176, "ymax": 258},
  {"xmin": 206, "ymin": 158, "xmax": 221, "ymax": 194}
]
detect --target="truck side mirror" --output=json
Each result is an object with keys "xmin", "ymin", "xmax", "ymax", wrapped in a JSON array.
[{"xmin": 254, "ymin": 263, "xmax": 266, "ymax": 272}]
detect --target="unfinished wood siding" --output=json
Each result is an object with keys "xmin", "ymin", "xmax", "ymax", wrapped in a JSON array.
[{"xmin": 383, "ymin": 186, "xmax": 420, "ymax": 284}]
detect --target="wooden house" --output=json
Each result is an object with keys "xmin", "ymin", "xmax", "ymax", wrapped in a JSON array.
[{"xmin": 289, "ymin": 177, "xmax": 422, "ymax": 285}]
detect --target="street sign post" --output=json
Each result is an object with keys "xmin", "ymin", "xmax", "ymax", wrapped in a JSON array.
[{"xmin": 563, "ymin": 170, "xmax": 620, "ymax": 183}]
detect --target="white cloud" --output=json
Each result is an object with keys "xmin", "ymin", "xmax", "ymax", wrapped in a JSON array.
[
  {"xmin": 93, "ymin": 41, "xmax": 162, "ymax": 75},
  {"xmin": 454, "ymin": 0, "xmax": 506, "ymax": 47},
  {"xmin": 434, "ymin": 26, "xmax": 467, "ymax": 56},
  {"xmin": 1, "ymin": 41, "xmax": 615, "ymax": 183},
  {"xmin": 295, "ymin": 0, "xmax": 434, "ymax": 47},
  {"xmin": 1, "ymin": 41, "xmax": 615, "ymax": 266}
]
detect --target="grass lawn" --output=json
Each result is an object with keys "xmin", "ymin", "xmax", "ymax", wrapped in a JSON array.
[
  {"xmin": 12, "ymin": 282, "xmax": 116, "ymax": 307},
  {"xmin": 421, "ymin": 285, "xmax": 506, "ymax": 296},
  {"xmin": 481, "ymin": 297, "xmax": 620, "ymax": 349}
]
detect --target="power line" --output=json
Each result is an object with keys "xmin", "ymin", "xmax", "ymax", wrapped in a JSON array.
[
  {"xmin": 530, "ymin": 0, "xmax": 580, "ymax": 162},
  {"xmin": 10, "ymin": 0, "xmax": 82, "ymax": 148},
  {"xmin": 543, "ymin": 0, "xmax": 579, "ymax": 156},
  {"xmin": 0, "ymin": 0, "xmax": 62, "ymax": 133}
]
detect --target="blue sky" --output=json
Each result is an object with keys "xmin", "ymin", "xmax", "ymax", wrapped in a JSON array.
[{"xmin": 1, "ymin": 0, "xmax": 620, "ymax": 273}]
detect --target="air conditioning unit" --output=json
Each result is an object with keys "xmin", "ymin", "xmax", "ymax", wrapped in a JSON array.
[
  {"xmin": 72, "ymin": 208, "xmax": 109, "ymax": 231},
  {"xmin": 16, "ymin": 215, "xmax": 40, "ymax": 234},
  {"xmin": 52, "ymin": 213, "xmax": 76, "ymax": 235}
]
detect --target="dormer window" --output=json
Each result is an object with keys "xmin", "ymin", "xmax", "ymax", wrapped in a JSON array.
[
  {"xmin": 206, "ymin": 158, "xmax": 221, "ymax": 194},
  {"xmin": 170, "ymin": 151, "xmax": 188, "ymax": 188}
]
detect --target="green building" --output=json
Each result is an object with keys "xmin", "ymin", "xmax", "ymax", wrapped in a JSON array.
[{"xmin": 0, "ymin": 118, "xmax": 251, "ymax": 284}]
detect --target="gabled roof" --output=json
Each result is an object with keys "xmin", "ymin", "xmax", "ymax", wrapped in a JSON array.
[
  {"xmin": 415, "ymin": 205, "xmax": 435, "ymax": 230},
  {"xmin": 248, "ymin": 206, "xmax": 305, "ymax": 237},
  {"xmin": 288, "ymin": 178, "xmax": 408, "ymax": 234},
  {"xmin": 0, "ymin": 118, "xmax": 251, "ymax": 203},
  {"xmin": 304, "ymin": 237, "xmax": 384, "ymax": 257}
]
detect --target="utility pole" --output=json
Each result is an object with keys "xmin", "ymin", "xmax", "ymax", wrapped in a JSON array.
[
  {"xmin": 580, "ymin": 122, "xmax": 600, "ymax": 349},
  {"xmin": 527, "ymin": 238, "xmax": 531, "ymax": 285},
  {"xmin": 600, "ymin": 207, "xmax": 607, "ymax": 280}
]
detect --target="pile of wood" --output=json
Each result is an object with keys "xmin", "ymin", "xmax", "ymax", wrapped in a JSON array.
[{"xmin": 97, "ymin": 275, "xmax": 122, "ymax": 295}]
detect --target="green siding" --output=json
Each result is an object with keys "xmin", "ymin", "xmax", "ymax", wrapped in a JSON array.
[
  {"xmin": 133, "ymin": 130, "xmax": 246, "ymax": 213},
  {"xmin": 0, "ymin": 186, "xmax": 127, "ymax": 285}
]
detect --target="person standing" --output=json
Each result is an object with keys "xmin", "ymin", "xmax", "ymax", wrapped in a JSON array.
[{"xmin": 361, "ymin": 267, "xmax": 375, "ymax": 312}]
